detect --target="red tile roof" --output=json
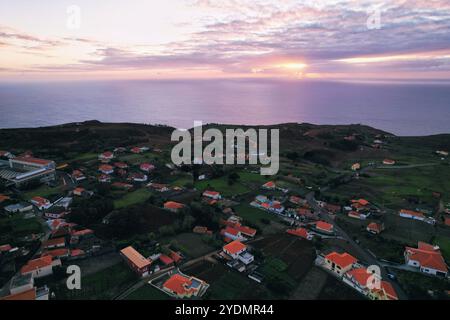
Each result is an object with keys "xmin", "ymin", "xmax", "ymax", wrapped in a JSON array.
[
  {"xmin": 159, "ymin": 254, "xmax": 174, "ymax": 265},
  {"xmin": 164, "ymin": 201, "xmax": 185, "ymax": 210},
  {"xmin": 203, "ymin": 190, "xmax": 220, "ymax": 197},
  {"xmin": 367, "ymin": 222, "xmax": 383, "ymax": 233},
  {"xmin": 0, "ymin": 244, "xmax": 12, "ymax": 252},
  {"xmin": 400, "ymin": 209, "xmax": 425, "ymax": 218},
  {"xmin": 120, "ymin": 246, "xmax": 151, "ymax": 269},
  {"xmin": 316, "ymin": 221, "xmax": 333, "ymax": 232},
  {"xmin": 347, "ymin": 268, "xmax": 372, "ymax": 287},
  {"xmin": 99, "ymin": 164, "xmax": 114, "ymax": 172},
  {"xmin": 287, "ymin": 228, "xmax": 310, "ymax": 239},
  {"xmin": 21, "ymin": 256, "xmax": 53, "ymax": 274},
  {"xmin": 223, "ymin": 240, "xmax": 246, "ymax": 255},
  {"xmin": 223, "ymin": 226, "xmax": 240, "ymax": 237},
  {"xmin": 163, "ymin": 274, "xmax": 194, "ymax": 295},
  {"xmin": 13, "ymin": 157, "xmax": 52, "ymax": 166},
  {"xmin": 43, "ymin": 237, "xmax": 65, "ymax": 248},
  {"xmin": 405, "ymin": 242, "xmax": 448, "ymax": 273},
  {"xmin": 325, "ymin": 252, "xmax": 357, "ymax": 269},
  {"xmin": 351, "ymin": 199, "xmax": 369, "ymax": 206},
  {"xmin": 0, "ymin": 288, "xmax": 36, "ymax": 300}
]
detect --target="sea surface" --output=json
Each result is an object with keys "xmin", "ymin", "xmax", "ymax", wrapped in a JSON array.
[{"xmin": 0, "ymin": 79, "xmax": 449, "ymax": 136}]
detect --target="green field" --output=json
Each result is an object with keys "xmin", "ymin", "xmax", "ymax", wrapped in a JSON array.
[
  {"xmin": 434, "ymin": 235, "xmax": 450, "ymax": 262},
  {"xmin": 22, "ymin": 185, "xmax": 62, "ymax": 200},
  {"xmin": 160, "ymin": 232, "xmax": 216, "ymax": 258},
  {"xmin": 194, "ymin": 176, "xmax": 248, "ymax": 197},
  {"xmin": 114, "ymin": 188, "xmax": 152, "ymax": 209},
  {"xmin": 52, "ymin": 263, "xmax": 137, "ymax": 300},
  {"xmin": 0, "ymin": 214, "xmax": 43, "ymax": 242}
]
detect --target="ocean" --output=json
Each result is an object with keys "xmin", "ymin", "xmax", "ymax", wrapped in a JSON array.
[{"xmin": 0, "ymin": 79, "xmax": 449, "ymax": 136}]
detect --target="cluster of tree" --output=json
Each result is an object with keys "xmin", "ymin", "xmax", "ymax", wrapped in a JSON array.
[{"xmin": 69, "ymin": 196, "xmax": 114, "ymax": 227}]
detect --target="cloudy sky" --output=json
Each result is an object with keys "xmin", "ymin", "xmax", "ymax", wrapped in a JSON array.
[{"xmin": 1, "ymin": 0, "xmax": 449, "ymax": 81}]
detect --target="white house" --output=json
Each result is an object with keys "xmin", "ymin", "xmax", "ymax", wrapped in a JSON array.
[{"xmin": 404, "ymin": 242, "xmax": 448, "ymax": 277}]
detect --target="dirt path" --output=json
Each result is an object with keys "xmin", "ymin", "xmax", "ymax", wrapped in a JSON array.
[{"xmin": 289, "ymin": 267, "xmax": 327, "ymax": 300}]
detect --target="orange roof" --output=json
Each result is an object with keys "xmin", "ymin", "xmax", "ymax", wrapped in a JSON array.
[
  {"xmin": 13, "ymin": 156, "xmax": 52, "ymax": 166},
  {"xmin": 316, "ymin": 221, "xmax": 333, "ymax": 232},
  {"xmin": 347, "ymin": 268, "xmax": 371, "ymax": 287},
  {"xmin": 163, "ymin": 274, "xmax": 194, "ymax": 295},
  {"xmin": 203, "ymin": 190, "xmax": 220, "ymax": 196},
  {"xmin": 0, "ymin": 287, "xmax": 36, "ymax": 300},
  {"xmin": 0, "ymin": 194, "xmax": 10, "ymax": 203},
  {"xmin": 287, "ymin": 228, "xmax": 310, "ymax": 239},
  {"xmin": 43, "ymin": 237, "xmax": 65, "ymax": 248},
  {"xmin": 74, "ymin": 187, "xmax": 85, "ymax": 193},
  {"xmin": 223, "ymin": 240, "xmax": 246, "ymax": 255},
  {"xmin": 375, "ymin": 281, "xmax": 398, "ymax": 300},
  {"xmin": 223, "ymin": 226, "xmax": 240, "ymax": 236},
  {"xmin": 400, "ymin": 209, "xmax": 425, "ymax": 218},
  {"xmin": 159, "ymin": 254, "xmax": 174, "ymax": 265},
  {"xmin": 21, "ymin": 256, "xmax": 53, "ymax": 274},
  {"xmin": 120, "ymin": 246, "xmax": 151, "ymax": 269},
  {"xmin": 263, "ymin": 181, "xmax": 275, "ymax": 188},
  {"xmin": 31, "ymin": 196, "xmax": 49, "ymax": 204},
  {"xmin": 170, "ymin": 251, "xmax": 182, "ymax": 263},
  {"xmin": 99, "ymin": 164, "xmax": 113, "ymax": 171},
  {"xmin": 367, "ymin": 222, "xmax": 382, "ymax": 233},
  {"xmin": 164, "ymin": 201, "xmax": 185, "ymax": 210},
  {"xmin": 405, "ymin": 242, "xmax": 448, "ymax": 273},
  {"xmin": 235, "ymin": 225, "xmax": 256, "ymax": 237},
  {"xmin": 351, "ymin": 199, "xmax": 369, "ymax": 206},
  {"xmin": 325, "ymin": 252, "xmax": 357, "ymax": 269},
  {"xmin": 0, "ymin": 244, "xmax": 12, "ymax": 252}
]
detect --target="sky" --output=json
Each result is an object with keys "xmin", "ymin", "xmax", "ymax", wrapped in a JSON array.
[{"xmin": 0, "ymin": 0, "xmax": 450, "ymax": 82}]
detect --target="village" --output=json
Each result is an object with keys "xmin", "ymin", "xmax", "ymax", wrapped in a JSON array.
[{"xmin": 0, "ymin": 122, "xmax": 449, "ymax": 300}]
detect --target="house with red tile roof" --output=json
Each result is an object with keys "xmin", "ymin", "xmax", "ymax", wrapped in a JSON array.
[
  {"xmin": 368, "ymin": 281, "xmax": 398, "ymax": 300},
  {"xmin": 130, "ymin": 172, "xmax": 148, "ymax": 182},
  {"xmin": 221, "ymin": 226, "xmax": 245, "ymax": 241},
  {"xmin": 114, "ymin": 162, "xmax": 128, "ymax": 169},
  {"xmin": 120, "ymin": 246, "xmax": 152, "ymax": 277},
  {"xmin": 73, "ymin": 187, "xmax": 85, "ymax": 196},
  {"xmin": 140, "ymin": 163, "xmax": 155, "ymax": 172},
  {"xmin": 159, "ymin": 254, "xmax": 174, "ymax": 266},
  {"xmin": 71, "ymin": 170, "xmax": 86, "ymax": 182},
  {"xmin": 348, "ymin": 210, "xmax": 370, "ymax": 220},
  {"xmin": 287, "ymin": 227, "xmax": 313, "ymax": 240},
  {"xmin": 164, "ymin": 201, "xmax": 185, "ymax": 212},
  {"xmin": 223, "ymin": 240, "xmax": 247, "ymax": 259},
  {"xmin": 315, "ymin": 221, "xmax": 334, "ymax": 234},
  {"xmin": 162, "ymin": 272, "xmax": 208, "ymax": 298},
  {"xmin": 99, "ymin": 164, "xmax": 114, "ymax": 174},
  {"xmin": 21, "ymin": 256, "xmax": 60, "ymax": 278},
  {"xmin": 399, "ymin": 209, "xmax": 435, "ymax": 225},
  {"xmin": 202, "ymin": 190, "xmax": 221, "ymax": 200},
  {"xmin": 98, "ymin": 151, "xmax": 114, "ymax": 161},
  {"xmin": 343, "ymin": 267, "xmax": 373, "ymax": 294},
  {"xmin": 367, "ymin": 222, "xmax": 384, "ymax": 235},
  {"xmin": 130, "ymin": 147, "xmax": 143, "ymax": 154},
  {"xmin": 383, "ymin": 159, "xmax": 396, "ymax": 165},
  {"xmin": 262, "ymin": 181, "xmax": 276, "ymax": 190},
  {"xmin": 41, "ymin": 248, "xmax": 70, "ymax": 259},
  {"xmin": 31, "ymin": 196, "xmax": 51, "ymax": 210},
  {"xmin": 324, "ymin": 252, "xmax": 358, "ymax": 276},
  {"xmin": 43, "ymin": 237, "xmax": 65, "ymax": 250},
  {"xmin": 404, "ymin": 242, "xmax": 448, "ymax": 277}
]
